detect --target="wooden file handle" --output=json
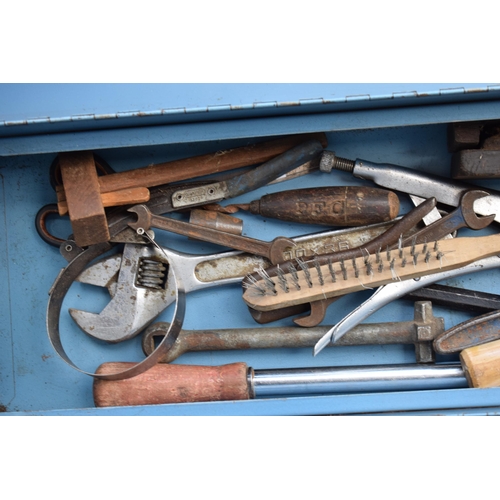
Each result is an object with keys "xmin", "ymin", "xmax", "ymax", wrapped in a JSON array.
[
  {"xmin": 246, "ymin": 186, "xmax": 400, "ymax": 226},
  {"xmin": 93, "ymin": 362, "xmax": 250, "ymax": 407}
]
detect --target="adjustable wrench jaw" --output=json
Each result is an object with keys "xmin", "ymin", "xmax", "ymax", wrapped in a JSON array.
[{"xmin": 70, "ymin": 243, "xmax": 175, "ymax": 343}]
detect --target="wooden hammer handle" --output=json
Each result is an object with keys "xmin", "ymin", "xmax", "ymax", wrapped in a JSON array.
[
  {"xmin": 57, "ymin": 186, "xmax": 150, "ymax": 215},
  {"xmin": 93, "ymin": 362, "xmax": 250, "ymax": 407},
  {"xmin": 57, "ymin": 133, "xmax": 328, "ymax": 202}
]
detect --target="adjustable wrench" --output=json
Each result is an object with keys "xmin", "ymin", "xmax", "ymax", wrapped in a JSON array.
[
  {"xmin": 319, "ymin": 151, "xmax": 500, "ymax": 223},
  {"xmin": 70, "ymin": 218, "xmax": 417, "ymax": 343}
]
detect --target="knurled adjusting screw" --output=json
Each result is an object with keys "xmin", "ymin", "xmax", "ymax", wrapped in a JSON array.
[{"xmin": 319, "ymin": 150, "xmax": 356, "ymax": 173}]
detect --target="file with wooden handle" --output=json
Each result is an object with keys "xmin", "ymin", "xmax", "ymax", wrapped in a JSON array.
[{"xmin": 224, "ymin": 186, "xmax": 400, "ymax": 226}]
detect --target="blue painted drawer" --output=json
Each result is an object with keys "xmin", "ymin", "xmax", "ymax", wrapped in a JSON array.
[{"xmin": 2, "ymin": 83, "xmax": 500, "ymax": 415}]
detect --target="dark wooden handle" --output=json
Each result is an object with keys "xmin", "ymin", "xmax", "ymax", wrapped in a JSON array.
[
  {"xmin": 93, "ymin": 362, "xmax": 250, "ymax": 407},
  {"xmin": 56, "ymin": 133, "xmax": 328, "ymax": 202},
  {"xmin": 248, "ymin": 186, "xmax": 400, "ymax": 226}
]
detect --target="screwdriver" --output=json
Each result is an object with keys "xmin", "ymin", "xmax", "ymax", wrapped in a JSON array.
[
  {"xmin": 93, "ymin": 338, "xmax": 500, "ymax": 407},
  {"xmin": 206, "ymin": 186, "xmax": 400, "ymax": 226}
]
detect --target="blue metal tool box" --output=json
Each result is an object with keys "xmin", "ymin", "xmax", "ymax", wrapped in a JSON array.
[{"xmin": 3, "ymin": 83, "xmax": 500, "ymax": 415}]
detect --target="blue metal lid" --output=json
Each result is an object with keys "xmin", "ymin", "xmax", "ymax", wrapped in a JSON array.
[{"xmin": 2, "ymin": 83, "xmax": 500, "ymax": 137}]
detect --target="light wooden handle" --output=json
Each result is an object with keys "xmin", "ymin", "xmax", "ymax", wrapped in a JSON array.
[
  {"xmin": 460, "ymin": 338, "xmax": 500, "ymax": 388},
  {"xmin": 243, "ymin": 233, "xmax": 500, "ymax": 311}
]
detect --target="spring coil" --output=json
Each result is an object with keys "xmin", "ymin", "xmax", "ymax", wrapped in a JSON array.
[{"xmin": 137, "ymin": 258, "xmax": 167, "ymax": 289}]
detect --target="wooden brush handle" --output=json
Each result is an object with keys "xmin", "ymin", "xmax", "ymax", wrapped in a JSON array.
[
  {"xmin": 460, "ymin": 338, "xmax": 500, "ymax": 388},
  {"xmin": 93, "ymin": 362, "xmax": 250, "ymax": 407},
  {"xmin": 243, "ymin": 233, "xmax": 500, "ymax": 311}
]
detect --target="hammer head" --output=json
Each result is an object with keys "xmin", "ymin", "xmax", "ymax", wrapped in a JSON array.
[{"xmin": 127, "ymin": 204, "xmax": 153, "ymax": 232}]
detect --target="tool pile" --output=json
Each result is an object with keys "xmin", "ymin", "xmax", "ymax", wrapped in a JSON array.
[{"xmin": 38, "ymin": 127, "xmax": 500, "ymax": 409}]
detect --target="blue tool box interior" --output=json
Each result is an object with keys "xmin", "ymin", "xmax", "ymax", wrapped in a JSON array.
[{"xmin": 3, "ymin": 83, "xmax": 500, "ymax": 415}]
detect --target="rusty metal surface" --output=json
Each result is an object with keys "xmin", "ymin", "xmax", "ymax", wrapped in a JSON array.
[
  {"xmin": 434, "ymin": 310, "xmax": 500, "ymax": 354},
  {"xmin": 128, "ymin": 203, "xmax": 296, "ymax": 265},
  {"xmin": 193, "ymin": 216, "xmax": 417, "ymax": 283},
  {"xmin": 399, "ymin": 190, "xmax": 495, "ymax": 247},
  {"xmin": 143, "ymin": 302, "xmax": 443, "ymax": 364},
  {"xmin": 189, "ymin": 209, "xmax": 243, "ymax": 235}
]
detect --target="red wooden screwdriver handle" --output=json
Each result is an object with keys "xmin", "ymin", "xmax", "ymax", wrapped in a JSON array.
[{"xmin": 93, "ymin": 362, "xmax": 250, "ymax": 407}]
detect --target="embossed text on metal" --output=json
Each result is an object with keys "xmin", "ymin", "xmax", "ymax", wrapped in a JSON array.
[{"xmin": 171, "ymin": 182, "xmax": 229, "ymax": 208}]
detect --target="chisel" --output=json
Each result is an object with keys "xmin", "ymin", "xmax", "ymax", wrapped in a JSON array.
[{"xmin": 93, "ymin": 338, "xmax": 500, "ymax": 407}]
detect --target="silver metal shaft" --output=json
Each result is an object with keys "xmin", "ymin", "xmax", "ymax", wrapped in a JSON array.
[
  {"xmin": 351, "ymin": 159, "xmax": 500, "ymax": 223},
  {"xmin": 249, "ymin": 363, "xmax": 467, "ymax": 398}
]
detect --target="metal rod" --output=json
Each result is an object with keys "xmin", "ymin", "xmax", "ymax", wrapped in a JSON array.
[{"xmin": 249, "ymin": 364, "xmax": 467, "ymax": 397}]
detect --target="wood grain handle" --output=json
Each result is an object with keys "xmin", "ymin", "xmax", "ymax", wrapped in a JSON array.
[
  {"xmin": 93, "ymin": 362, "xmax": 250, "ymax": 407},
  {"xmin": 248, "ymin": 186, "xmax": 400, "ymax": 226},
  {"xmin": 57, "ymin": 133, "xmax": 328, "ymax": 202},
  {"xmin": 460, "ymin": 338, "xmax": 500, "ymax": 388},
  {"xmin": 57, "ymin": 186, "xmax": 150, "ymax": 215}
]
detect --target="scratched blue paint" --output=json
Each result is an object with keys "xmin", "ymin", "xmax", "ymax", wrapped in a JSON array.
[
  {"xmin": 1, "ymin": 84, "xmax": 499, "ymax": 140},
  {"xmin": 3, "ymin": 98, "xmax": 500, "ymax": 157},
  {"xmin": 5, "ymin": 388, "xmax": 500, "ymax": 416}
]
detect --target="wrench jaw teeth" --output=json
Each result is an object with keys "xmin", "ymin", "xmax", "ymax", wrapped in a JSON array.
[
  {"xmin": 69, "ymin": 244, "xmax": 174, "ymax": 344},
  {"xmin": 75, "ymin": 254, "xmax": 122, "ymax": 298},
  {"xmin": 69, "ymin": 283, "xmax": 169, "ymax": 343}
]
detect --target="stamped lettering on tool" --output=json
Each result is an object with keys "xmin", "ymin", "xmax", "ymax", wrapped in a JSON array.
[
  {"xmin": 172, "ymin": 184, "xmax": 228, "ymax": 208},
  {"xmin": 296, "ymin": 201, "xmax": 344, "ymax": 216}
]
